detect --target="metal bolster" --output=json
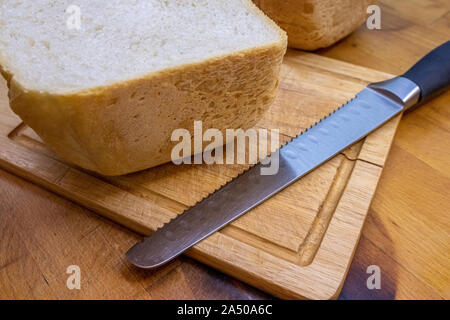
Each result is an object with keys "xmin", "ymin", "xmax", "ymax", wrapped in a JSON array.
[{"xmin": 368, "ymin": 76, "xmax": 421, "ymax": 110}]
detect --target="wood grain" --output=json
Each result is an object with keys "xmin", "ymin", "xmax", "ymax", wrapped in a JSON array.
[
  {"xmin": 0, "ymin": 0, "xmax": 448, "ymax": 300},
  {"xmin": 0, "ymin": 52, "xmax": 399, "ymax": 299},
  {"xmin": 323, "ymin": 0, "xmax": 450, "ymax": 300}
]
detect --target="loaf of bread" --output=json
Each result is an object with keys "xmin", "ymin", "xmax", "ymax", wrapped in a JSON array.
[
  {"xmin": 0, "ymin": 0, "xmax": 287, "ymax": 175},
  {"xmin": 253, "ymin": 0, "xmax": 373, "ymax": 50}
]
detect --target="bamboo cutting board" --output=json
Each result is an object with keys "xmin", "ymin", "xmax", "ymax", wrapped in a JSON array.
[{"xmin": 0, "ymin": 51, "xmax": 401, "ymax": 299}]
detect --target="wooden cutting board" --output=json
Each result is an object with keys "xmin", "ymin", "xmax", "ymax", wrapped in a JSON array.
[{"xmin": 0, "ymin": 51, "xmax": 401, "ymax": 299}]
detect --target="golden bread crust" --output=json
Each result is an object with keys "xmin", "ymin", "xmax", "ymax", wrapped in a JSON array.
[
  {"xmin": 5, "ymin": 1, "xmax": 287, "ymax": 175},
  {"xmin": 254, "ymin": 0, "xmax": 373, "ymax": 50}
]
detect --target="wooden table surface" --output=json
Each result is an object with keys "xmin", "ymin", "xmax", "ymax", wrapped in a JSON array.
[{"xmin": 1, "ymin": 1, "xmax": 449, "ymax": 300}]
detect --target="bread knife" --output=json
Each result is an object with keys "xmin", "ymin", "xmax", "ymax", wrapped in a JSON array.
[{"xmin": 126, "ymin": 41, "xmax": 450, "ymax": 269}]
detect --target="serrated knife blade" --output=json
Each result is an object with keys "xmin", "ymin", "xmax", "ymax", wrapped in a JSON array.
[{"xmin": 126, "ymin": 42, "xmax": 450, "ymax": 269}]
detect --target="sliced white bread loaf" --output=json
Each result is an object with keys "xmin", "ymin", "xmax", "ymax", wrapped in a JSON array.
[{"xmin": 0, "ymin": 0, "xmax": 287, "ymax": 175}]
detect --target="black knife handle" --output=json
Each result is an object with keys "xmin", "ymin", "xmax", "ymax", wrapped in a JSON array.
[{"xmin": 403, "ymin": 41, "xmax": 450, "ymax": 103}]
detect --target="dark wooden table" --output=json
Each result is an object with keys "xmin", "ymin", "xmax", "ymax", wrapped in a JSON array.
[{"xmin": 1, "ymin": 0, "xmax": 449, "ymax": 299}]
